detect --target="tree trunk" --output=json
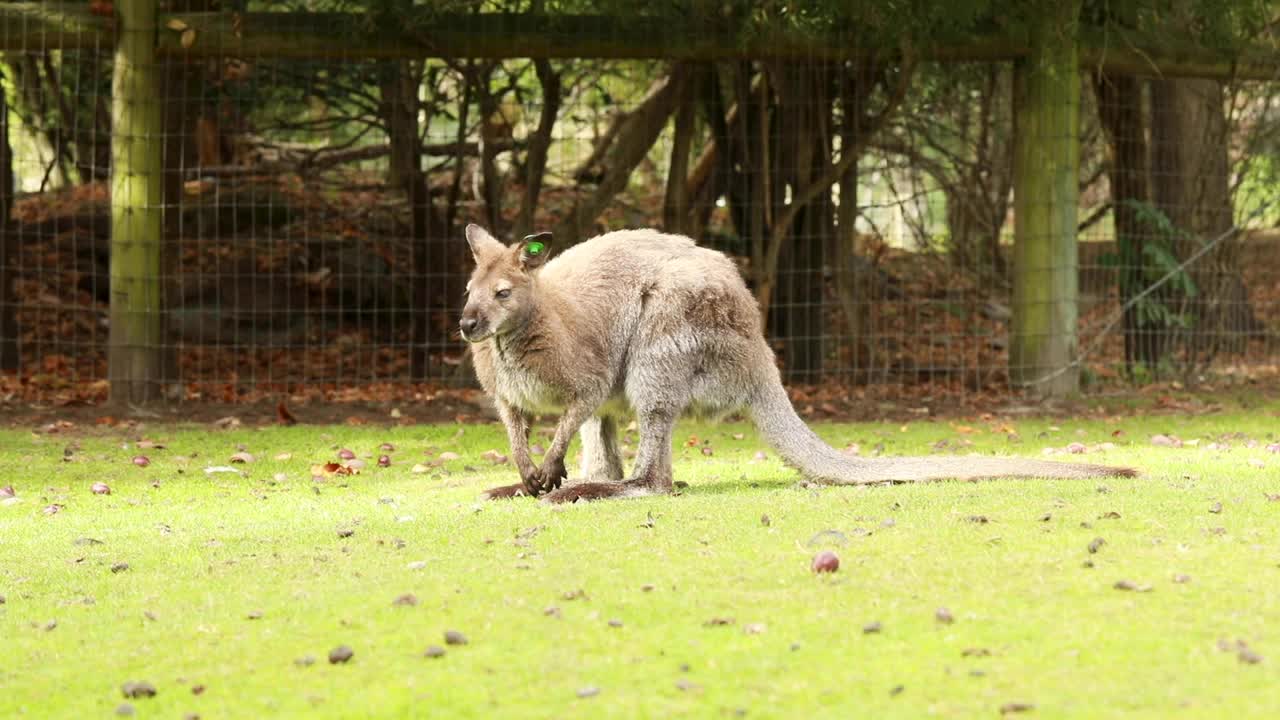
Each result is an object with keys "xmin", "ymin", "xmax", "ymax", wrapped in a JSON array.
[
  {"xmin": 1010, "ymin": 2, "xmax": 1081, "ymax": 397},
  {"xmin": 1150, "ymin": 76, "xmax": 1251, "ymax": 371},
  {"xmin": 109, "ymin": 0, "xmax": 165, "ymax": 405},
  {"xmin": 1093, "ymin": 70, "xmax": 1166, "ymax": 371},
  {"xmin": 513, "ymin": 59, "xmax": 561, "ymax": 239},
  {"xmin": 474, "ymin": 64, "xmax": 505, "ymax": 232},
  {"xmin": 766, "ymin": 61, "xmax": 832, "ymax": 382},
  {"xmin": 377, "ymin": 58, "xmax": 442, "ymax": 381},
  {"xmin": 662, "ymin": 69, "xmax": 697, "ymax": 235},
  {"xmin": 0, "ymin": 67, "xmax": 16, "ymax": 371}
]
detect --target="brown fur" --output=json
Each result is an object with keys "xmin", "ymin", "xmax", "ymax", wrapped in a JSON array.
[{"xmin": 458, "ymin": 225, "xmax": 1138, "ymax": 502}]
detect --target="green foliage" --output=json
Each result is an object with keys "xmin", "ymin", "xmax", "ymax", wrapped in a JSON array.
[
  {"xmin": 247, "ymin": 0, "xmax": 1277, "ymax": 50},
  {"xmin": 1099, "ymin": 200, "xmax": 1199, "ymax": 333}
]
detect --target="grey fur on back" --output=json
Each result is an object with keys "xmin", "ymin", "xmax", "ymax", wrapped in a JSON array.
[{"xmin": 459, "ymin": 225, "xmax": 1136, "ymax": 503}]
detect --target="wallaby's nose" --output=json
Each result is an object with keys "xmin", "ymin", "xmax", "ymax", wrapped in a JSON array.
[{"xmin": 460, "ymin": 317, "xmax": 479, "ymax": 336}]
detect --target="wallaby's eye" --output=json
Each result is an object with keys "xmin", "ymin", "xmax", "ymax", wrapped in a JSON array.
[{"xmin": 495, "ymin": 288, "xmax": 512, "ymax": 300}]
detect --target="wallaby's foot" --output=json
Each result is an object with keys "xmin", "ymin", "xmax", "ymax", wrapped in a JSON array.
[
  {"xmin": 541, "ymin": 481, "xmax": 664, "ymax": 504},
  {"xmin": 482, "ymin": 483, "xmax": 532, "ymax": 500}
]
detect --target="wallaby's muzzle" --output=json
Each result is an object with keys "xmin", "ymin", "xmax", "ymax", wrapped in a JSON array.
[{"xmin": 459, "ymin": 313, "xmax": 487, "ymax": 342}]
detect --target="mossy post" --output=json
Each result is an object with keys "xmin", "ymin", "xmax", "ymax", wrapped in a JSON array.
[
  {"xmin": 1010, "ymin": 3, "xmax": 1081, "ymax": 397},
  {"xmin": 110, "ymin": 0, "xmax": 165, "ymax": 404}
]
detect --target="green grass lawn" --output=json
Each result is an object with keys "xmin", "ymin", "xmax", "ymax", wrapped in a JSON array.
[{"xmin": 2, "ymin": 405, "xmax": 1279, "ymax": 718}]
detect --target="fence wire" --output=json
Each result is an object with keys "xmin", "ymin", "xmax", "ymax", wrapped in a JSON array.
[{"xmin": 0, "ymin": 5, "xmax": 1278, "ymax": 409}]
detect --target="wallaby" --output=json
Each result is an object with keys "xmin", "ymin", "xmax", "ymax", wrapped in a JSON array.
[{"xmin": 459, "ymin": 225, "xmax": 1137, "ymax": 503}]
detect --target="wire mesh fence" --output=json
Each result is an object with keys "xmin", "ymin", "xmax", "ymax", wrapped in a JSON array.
[{"xmin": 0, "ymin": 3, "xmax": 1277, "ymax": 409}]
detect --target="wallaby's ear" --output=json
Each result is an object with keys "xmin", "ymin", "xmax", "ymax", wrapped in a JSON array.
[
  {"xmin": 464, "ymin": 224, "xmax": 504, "ymax": 262},
  {"xmin": 518, "ymin": 232, "xmax": 553, "ymax": 270}
]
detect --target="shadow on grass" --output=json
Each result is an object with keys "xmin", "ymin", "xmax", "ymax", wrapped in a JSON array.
[{"xmin": 677, "ymin": 476, "xmax": 798, "ymax": 496}]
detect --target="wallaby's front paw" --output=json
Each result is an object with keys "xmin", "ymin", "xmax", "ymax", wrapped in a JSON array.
[{"xmin": 523, "ymin": 458, "xmax": 566, "ymax": 496}]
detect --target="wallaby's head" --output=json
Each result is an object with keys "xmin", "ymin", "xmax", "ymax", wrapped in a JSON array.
[{"xmin": 459, "ymin": 224, "xmax": 553, "ymax": 342}]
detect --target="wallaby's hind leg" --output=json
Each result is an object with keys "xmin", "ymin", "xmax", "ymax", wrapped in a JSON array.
[
  {"xmin": 623, "ymin": 407, "xmax": 677, "ymax": 492},
  {"xmin": 542, "ymin": 407, "xmax": 677, "ymax": 504},
  {"xmin": 579, "ymin": 415, "xmax": 624, "ymax": 483}
]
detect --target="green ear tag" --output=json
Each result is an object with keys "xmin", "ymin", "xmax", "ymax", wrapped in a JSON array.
[{"xmin": 526, "ymin": 241, "xmax": 544, "ymax": 256}]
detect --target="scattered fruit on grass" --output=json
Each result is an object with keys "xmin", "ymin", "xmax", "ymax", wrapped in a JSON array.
[
  {"xmin": 1000, "ymin": 702, "xmax": 1035, "ymax": 715},
  {"xmin": 377, "ymin": 455, "xmax": 391, "ymax": 467},
  {"xmin": 1114, "ymin": 580, "xmax": 1153, "ymax": 592},
  {"xmin": 704, "ymin": 617, "xmax": 735, "ymax": 627},
  {"xmin": 293, "ymin": 656, "xmax": 316, "ymax": 667},
  {"xmin": 424, "ymin": 645, "xmax": 446, "ymax": 658},
  {"xmin": 935, "ymin": 607, "xmax": 955, "ymax": 624},
  {"xmin": 246, "ymin": 611, "xmax": 263, "ymax": 620},
  {"xmin": 121, "ymin": 681, "xmax": 156, "ymax": 699},
  {"xmin": 337, "ymin": 449, "xmax": 356, "ymax": 460},
  {"xmin": 576, "ymin": 686, "xmax": 600, "ymax": 699},
  {"xmin": 91, "ymin": 482, "xmax": 111, "ymax": 495},
  {"xmin": 380, "ymin": 443, "xmax": 396, "ymax": 452},
  {"xmin": 392, "ymin": 594, "xmax": 418, "ymax": 607},
  {"xmin": 328, "ymin": 646, "xmax": 354, "ymax": 664},
  {"xmin": 111, "ymin": 562, "xmax": 130, "ymax": 573},
  {"xmin": 863, "ymin": 621, "xmax": 882, "ymax": 634},
  {"xmin": 1209, "ymin": 501, "xmax": 1223, "ymax": 514},
  {"xmin": 1088, "ymin": 537, "xmax": 1105, "ymax": 554},
  {"xmin": 0, "ymin": 485, "xmax": 14, "ymax": 498},
  {"xmin": 962, "ymin": 648, "xmax": 991, "ymax": 657},
  {"xmin": 811, "ymin": 550, "xmax": 839, "ymax": 573},
  {"xmin": 337, "ymin": 528, "xmax": 354, "ymax": 538},
  {"xmin": 132, "ymin": 456, "xmax": 151, "ymax": 467},
  {"xmin": 675, "ymin": 679, "xmax": 700, "ymax": 692},
  {"xmin": 1066, "ymin": 442, "xmax": 1086, "ymax": 454},
  {"xmin": 229, "ymin": 452, "xmax": 254, "ymax": 464},
  {"xmin": 743, "ymin": 623, "xmax": 767, "ymax": 635},
  {"xmin": 1173, "ymin": 574, "xmax": 1192, "ymax": 584},
  {"xmin": 191, "ymin": 684, "xmax": 206, "ymax": 695},
  {"xmin": 439, "ymin": 451, "xmax": 460, "ymax": 461},
  {"xmin": 43, "ymin": 503, "xmax": 63, "ymax": 516},
  {"xmin": 607, "ymin": 619, "xmax": 623, "ymax": 628},
  {"xmin": 444, "ymin": 630, "xmax": 468, "ymax": 645}
]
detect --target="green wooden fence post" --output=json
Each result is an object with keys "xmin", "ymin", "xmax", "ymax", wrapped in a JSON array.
[
  {"xmin": 109, "ymin": 0, "xmax": 165, "ymax": 404},
  {"xmin": 1010, "ymin": 3, "xmax": 1082, "ymax": 397}
]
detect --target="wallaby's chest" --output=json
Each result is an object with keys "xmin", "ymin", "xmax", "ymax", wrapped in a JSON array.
[{"xmin": 491, "ymin": 355, "xmax": 567, "ymax": 414}]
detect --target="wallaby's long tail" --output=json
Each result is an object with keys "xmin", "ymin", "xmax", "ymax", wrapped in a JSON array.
[{"xmin": 748, "ymin": 381, "xmax": 1138, "ymax": 484}]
